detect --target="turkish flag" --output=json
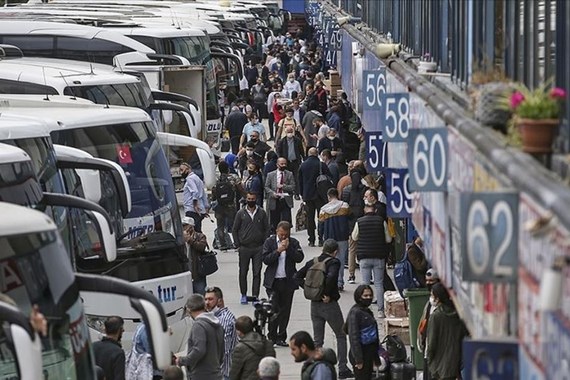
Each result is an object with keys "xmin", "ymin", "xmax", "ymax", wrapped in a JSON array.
[{"xmin": 116, "ymin": 144, "xmax": 133, "ymax": 165}]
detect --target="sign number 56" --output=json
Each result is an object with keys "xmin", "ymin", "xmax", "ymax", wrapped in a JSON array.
[{"xmin": 363, "ymin": 69, "xmax": 386, "ymax": 110}]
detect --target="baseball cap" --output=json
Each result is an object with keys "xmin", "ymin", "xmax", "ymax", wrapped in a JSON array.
[
  {"xmin": 426, "ymin": 268, "xmax": 439, "ymax": 280},
  {"xmin": 181, "ymin": 216, "xmax": 195, "ymax": 226}
]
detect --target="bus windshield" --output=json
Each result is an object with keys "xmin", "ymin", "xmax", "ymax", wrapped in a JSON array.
[
  {"xmin": 63, "ymin": 82, "xmax": 152, "ymax": 111},
  {"xmin": 50, "ymin": 121, "xmax": 183, "ymax": 246},
  {"xmin": 0, "ymin": 230, "xmax": 94, "ymax": 379},
  {"xmin": 0, "ymin": 159, "xmax": 43, "ymax": 206}
]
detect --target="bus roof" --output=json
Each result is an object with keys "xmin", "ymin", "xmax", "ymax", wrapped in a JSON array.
[
  {"xmin": 0, "ymin": 57, "xmax": 141, "ymax": 92},
  {"xmin": 0, "ymin": 95, "xmax": 153, "ymax": 129},
  {"xmin": 0, "ymin": 201, "xmax": 57, "ymax": 236},
  {"xmin": 0, "ymin": 20, "xmax": 155, "ymax": 54},
  {"xmin": 0, "ymin": 113, "xmax": 53, "ymax": 139}
]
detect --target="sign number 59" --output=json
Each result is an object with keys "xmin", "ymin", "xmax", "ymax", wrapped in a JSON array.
[
  {"xmin": 460, "ymin": 193, "xmax": 518, "ymax": 283},
  {"xmin": 386, "ymin": 168, "xmax": 413, "ymax": 217}
]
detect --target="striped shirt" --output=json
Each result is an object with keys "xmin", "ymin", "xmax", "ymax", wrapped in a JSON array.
[{"xmin": 215, "ymin": 307, "xmax": 238, "ymax": 377}]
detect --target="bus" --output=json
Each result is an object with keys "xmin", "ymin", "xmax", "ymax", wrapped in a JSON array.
[
  {"xmin": 0, "ymin": 95, "xmax": 194, "ymax": 353},
  {"xmin": 0, "ymin": 198, "xmax": 170, "ymax": 379}
]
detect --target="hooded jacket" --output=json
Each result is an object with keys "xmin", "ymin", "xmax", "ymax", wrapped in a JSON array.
[
  {"xmin": 179, "ymin": 312, "xmax": 225, "ymax": 380},
  {"xmin": 229, "ymin": 331, "xmax": 276, "ymax": 380},
  {"xmin": 318, "ymin": 199, "xmax": 351, "ymax": 241},
  {"xmin": 426, "ymin": 304, "xmax": 469, "ymax": 379}
]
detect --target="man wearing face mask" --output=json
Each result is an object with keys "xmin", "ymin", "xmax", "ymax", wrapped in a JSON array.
[
  {"xmin": 276, "ymin": 126, "xmax": 304, "ymax": 198},
  {"xmin": 238, "ymin": 134, "xmax": 270, "ymax": 173},
  {"xmin": 417, "ymin": 269, "xmax": 440, "ymax": 380},
  {"xmin": 176, "ymin": 294, "xmax": 224, "ymax": 380},
  {"xmin": 93, "ymin": 316, "xmax": 125, "ymax": 380},
  {"xmin": 232, "ymin": 192, "xmax": 270, "ymax": 304},
  {"xmin": 241, "ymin": 115, "xmax": 267, "ymax": 146},
  {"xmin": 265, "ymin": 157, "xmax": 296, "ymax": 234},
  {"xmin": 317, "ymin": 127, "xmax": 343, "ymax": 157},
  {"xmin": 205, "ymin": 287, "xmax": 237, "ymax": 380},
  {"xmin": 283, "ymin": 73, "xmax": 301, "ymax": 99}
]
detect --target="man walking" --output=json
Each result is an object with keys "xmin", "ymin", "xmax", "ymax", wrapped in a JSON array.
[
  {"xmin": 351, "ymin": 205, "xmax": 392, "ymax": 318},
  {"xmin": 265, "ymin": 157, "xmax": 295, "ymax": 233},
  {"xmin": 212, "ymin": 161, "xmax": 238, "ymax": 250},
  {"xmin": 295, "ymin": 239, "xmax": 353, "ymax": 379},
  {"xmin": 205, "ymin": 287, "xmax": 238, "ymax": 380},
  {"xmin": 299, "ymin": 147, "xmax": 331, "ymax": 247},
  {"xmin": 225, "ymin": 105, "xmax": 249, "ymax": 154},
  {"xmin": 180, "ymin": 162, "xmax": 209, "ymax": 233},
  {"xmin": 276, "ymin": 126, "xmax": 304, "ymax": 197},
  {"xmin": 318, "ymin": 188, "xmax": 351, "ymax": 291},
  {"xmin": 182, "ymin": 216, "xmax": 209, "ymax": 295},
  {"xmin": 262, "ymin": 221, "xmax": 304, "ymax": 346},
  {"xmin": 93, "ymin": 316, "xmax": 125, "ymax": 380},
  {"xmin": 177, "ymin": 294, "xmax": 225, "ymax": 379},
  {"xmin": 232, "ymin": 192, "xmax": 270, "ymax": 304},
  {"xmin": 229, "ymin": 316, "xmax": 276, "ymax": 380}
]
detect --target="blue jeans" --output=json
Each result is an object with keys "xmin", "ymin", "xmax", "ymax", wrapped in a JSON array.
[
  {"xmin": 336, "ymin": 240, "xmax": 348, "ymax": 287},
  {"xmin": 360, "ymin": 258, "xmax": 385, "ymax": 311},
  {"xmin": 193, "ymin": 276, "xmax": 207, "ymax": 295}
]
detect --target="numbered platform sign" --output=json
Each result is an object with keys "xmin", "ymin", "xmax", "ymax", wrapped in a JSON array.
[
  {"xmin": 407, "ymin": 128, "xmax": 448, "ymax": 191},
  {"xmin": 332, "ymin": 29, "xmax": 342, "ymax": 51},
  {"xmin": 362, "ymin": 69, "xmax": 387, "ymax": 110},
  {"xmin": 460, "ymin": 192, "xmax": 519, "ymax": 283},
  {"xmin": 365, "ymin": 131, "xmax": 388, "ymax": 172},
  {"xmin": 385, "ymin": 168, "xmax": 413, "ymax": 217},
  {"xmin": 380, "ymin": 93, "xmax": 410, "ymax": 142},
  {"xmin": 463, "ymin": 338, "xmax": 519, "ymax": 380}
]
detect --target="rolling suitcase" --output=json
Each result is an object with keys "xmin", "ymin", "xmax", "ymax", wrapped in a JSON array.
[{"xmin": 390, "ymin": 362, "xmax": 416, "ymax": 380}]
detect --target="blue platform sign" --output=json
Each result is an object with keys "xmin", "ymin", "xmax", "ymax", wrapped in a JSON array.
[
  {"xmin": 386, "ymin": 168, "xmax": 413, "ymax": 217},
  {"xmin": 463, "ymin": 338, "xmax": 519, "ymax": 380},
  {"xmin": 407, "ymin": 128, "xmax": 448, "ymax": 191},
  {"xmin": 380, "ymin": 93, "xmax": 410, "ymax": 142},
  {"xmin": 362, "ymin": 69, "xmax": 387, "ymax": 111},
  {"xmin": 459, "ymin": 192, "xmax": 519, "ymax": 283},
  {"xmin": 365, "ymin": 131, "xmax": 388, "ymax": 172}
]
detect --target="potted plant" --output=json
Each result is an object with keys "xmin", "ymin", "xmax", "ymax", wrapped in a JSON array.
[{"xmin": 508, "ymin": 82, "xmax": 566, "ymax": 153}]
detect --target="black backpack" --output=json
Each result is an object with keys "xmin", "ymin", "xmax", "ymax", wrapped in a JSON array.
[
  {"xmin": 316, "ymin": 163, "xmax": 334, "ymax": 203},
  {"xmin": 213, "ymin": 176, "xmax": 235, "ymax": 205}
]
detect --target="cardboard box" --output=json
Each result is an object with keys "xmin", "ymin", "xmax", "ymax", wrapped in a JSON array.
[
  {"xmin": 384, "ymin": 291, "xmax": 408, "ymax": 318},
  {"xmin": 384, "ymin": 317, "xmax": 410, "ymax": 345},
  {"xmin": 329, "ymin": 70, "xmax": 341, "ymax": 86}
]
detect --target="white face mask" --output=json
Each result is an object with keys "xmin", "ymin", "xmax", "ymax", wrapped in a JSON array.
[
  {"xmin": 429, "ymin": 296, "xmax": 438, "ymax": 308},
  {"xmin": 246, "ymin": 150, "xmax": 254, "ymax": 156},
  {"xmin": 328, "ymin": 135, "xmax": 335, "ymax": 140},
  {"xmin": 289, "ymin": 78, "xmax": 294, "ymax": 83},
  {"xmin": 286, "ymin": 133, "xmax": 294, "ymax": 138}
]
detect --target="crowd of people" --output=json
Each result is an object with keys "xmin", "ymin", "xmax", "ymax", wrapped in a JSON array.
[{"xmin": 92, "ymin": 27, "xmax": 469, "ymax": 380}]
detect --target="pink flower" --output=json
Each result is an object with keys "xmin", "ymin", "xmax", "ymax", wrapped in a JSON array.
[
  {"xmin": 510, "ymin": 91, "xmax": 525, "ymax": 109},
  {"xmin": 550, "ymin": 87, "xmax": 566, "ymax": 99}
]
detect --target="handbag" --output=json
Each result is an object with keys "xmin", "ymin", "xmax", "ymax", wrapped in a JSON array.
[
  {"xmin": 197, "ymin": 250, "xmax": 219, "ymax": 276},
  {"xmin": 360, "ymin": 324, "xmax": 378, "ymax": 345}
]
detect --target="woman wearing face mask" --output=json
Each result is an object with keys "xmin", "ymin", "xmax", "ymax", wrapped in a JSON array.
[
  {"xmin": 346, "ymin": 285, "xmax": 380, "ymax": 380},
  {"xmin": 426, "ymin": 283, "xmax": 469, "ymax": 380}
]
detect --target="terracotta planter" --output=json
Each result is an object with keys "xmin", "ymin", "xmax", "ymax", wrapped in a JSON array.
[{"xmin": 516, "ymin": 118, "xmax": 559, "ymax": 153}]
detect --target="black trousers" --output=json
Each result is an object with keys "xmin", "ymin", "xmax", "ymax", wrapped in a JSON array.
[
  {"xmin": 185, "ymin": 211, "xmax": 203, "ymax": 233},
  {"xmin": 349, "ymin": 343, "xmax": 378, "ymax": 380},
  {"xmin": 267, "ymin": 279, "xmax": 295, "ymax": 342},
  {"xmin": 287, "ymin": 159, "xmax": 301, "ymax": 195},
  {"xmin": 215, "ymin": 206, "xmax": 235, "ymax": 247},
  {"xmin": 238, "ymin": 246, "xmax": 263, "ymax": 297},
  {"xmin": 269, "ymin": 199, "xmax": 292, "ymax": 234},
  {"xmin": 268, "ymin": 113, "xmax": 275, "ymax": 139},
  {"xmin": 305, "ymin": 199, "xmax": 323, "ymax": 243}
]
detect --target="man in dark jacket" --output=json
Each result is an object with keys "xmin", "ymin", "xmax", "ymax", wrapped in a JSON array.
[
  {"xmin": 177, "ymin": 294, "xmax": 225, "ymax": 380},
  {"xmin": 93, "ymin": 316, "xmax": 125, "ymax": 380},
  {"xmin": 295, "ymin": 240, "xmax": 353, "ymax": 379},
  {"xmin": 225, "ymin": 106, "xmax": 249, "ymax": 154},
  {"xmin": 233, "ymin": 192, "xmax": 270, "ymax": 304},
  {"xmin": 276, "ymin": 126, "xmax": 304, "ymax": 197},
  {"xmin": 262, "ymin": 221, "xmax": 304, "ymax": 346},
  {"xmin": 299, "ymin": 147, "xmax": 331, "ymax": 247},
  {"xmin": 352, "ymin": 205, "xmax": 393, "ymax": 319},
  {"xmin": 229, "ymin": 315, "xmax": 276, "ymax": 380},
  {"xmin": 289, "ymin": 331, "xmax": 337, "ymax": 380},
  {"xmin": 319, "ymin": 149, "xmax": 339, "ymax": 187}
]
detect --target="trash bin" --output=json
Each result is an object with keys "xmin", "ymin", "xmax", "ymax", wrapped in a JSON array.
[{"xmin": 403, "ymin": 288, "xmax": 430, "ymax": 370}]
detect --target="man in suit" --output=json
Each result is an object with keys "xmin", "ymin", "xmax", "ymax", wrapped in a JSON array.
[
  {"xmin": 276, "ymin": 126, "xmax": 304, "ymax": 198},
  {"xmin": 262, "ymin": 221, "xmax": 304, "ymax": 347},
  {"xmin": 299, "ymin": 147, "xmax": 331, "ymax": 247},
  {"xmin": 265, "ymin": 157, "xmax": 295, "ymax": 234}
]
